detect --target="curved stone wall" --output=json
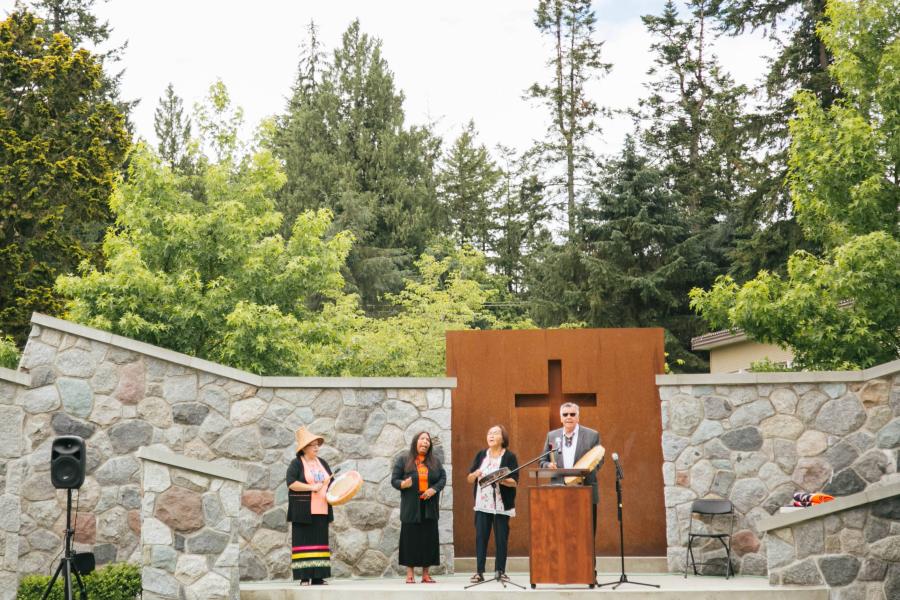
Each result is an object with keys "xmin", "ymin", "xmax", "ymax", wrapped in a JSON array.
[
  {"xmin": 0, "ymin": 314, "xmax": 455, "ymax": 599},
  {"xmin": 656, "ymin": 362, "xmax": 900, "ymax": 578}
]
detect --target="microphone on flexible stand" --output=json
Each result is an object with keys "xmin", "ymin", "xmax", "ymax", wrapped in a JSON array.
[{"xmin": 612, "ymin": 452, "xmax": 624, "ymax": 480}]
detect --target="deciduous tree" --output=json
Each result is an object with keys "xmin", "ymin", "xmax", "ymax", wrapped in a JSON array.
[{"xmin": 691, "ymin": 0, "xmax": 900, "ymax": 369}]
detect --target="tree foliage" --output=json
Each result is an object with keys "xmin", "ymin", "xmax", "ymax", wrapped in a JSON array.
[
  {"xmin": 691, "ymin": 0, "xmax": 900, "ymax": 369},
  {"xmin": 0, "ymin": 9, "xmax": 129, "ymax": 344},
  {"xmin": 56, "ymin": 138, "xmax": 357, "ymax": 376},
  {"xmin": 26, "ymin": 0, "xmax": 135, "ymax": 121},
  {"xmin": 326, "ymin": 246, "xmax": 531, "ymax": 377},
  {"xmin": 57, "ymin": 81, "xmax": 520, "ymax": 377}
]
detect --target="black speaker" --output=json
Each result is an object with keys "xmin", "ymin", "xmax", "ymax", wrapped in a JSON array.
[
  {"xmin": 50, "ymin": 436, "xmax": 86, "ymax": 489},
  {"xmin": 72, "ymin": 552, "xmax": 95, "ymax": 575}
]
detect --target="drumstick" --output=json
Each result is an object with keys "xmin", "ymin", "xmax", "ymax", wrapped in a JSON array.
[
  {"xmin": 322, "ymin": 466, "xmax": 342, "ymax": 484},
  {"xmin": 288, "ymin": 467, "xmax": 342, "ymax": 497}
]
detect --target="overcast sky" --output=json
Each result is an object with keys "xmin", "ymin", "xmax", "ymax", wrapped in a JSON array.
[{"xmin": 3, "ymin": 0, "xmax": 774, "ymax": 157}]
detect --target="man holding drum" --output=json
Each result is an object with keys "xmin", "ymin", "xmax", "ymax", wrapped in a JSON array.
[{"xmin": 540, "ymin": 402, "xmax": 605, "ymax": 535}]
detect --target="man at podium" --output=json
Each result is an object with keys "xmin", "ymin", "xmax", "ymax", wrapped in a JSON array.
[{"xmin": 540, "ymin": 402, "xmax": 604, "ymax": 534}]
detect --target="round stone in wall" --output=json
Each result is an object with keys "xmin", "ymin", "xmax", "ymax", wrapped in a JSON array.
[
  {"xmin": 760, "ymin": 415, "xmax": 804, "ymax": 440},
  {"xmin": 814, "ymin": 397, "xmax": 866, "ymax": 435},
  {"xmin": 769, "ymin": 388, "xmax": 798, "ymax": 414},
  {"xmin": 796, "ymin": 430, "xmax": 828, "ymax": 456},
  {"xmin": 791, "ymin": 458, "xmax": 832, "ymax": 491},
  {"xmin": 817, "ymin": 555, "xmax": 859, "ymax": 587},
  {"xmin": 51, "ymin": 412, "xmax": 96, "ymax": 439},
  {"xmin": 823, "ymin": 468, "xmax": 866, "ymax": 496},
  {"xmin": 669, "ymin": 395, "xmax": 702, "ymax": 436},
  {"xmin": 730, "ymin": 478, "xmax": 768, "ymax": 513},
  {"xmin": 108, "ymin": 420, "xmax": 153, "ymax": 454},
  {"xmin": 876, "ymin": 418, "xmax": 900, "ymax": 449},
  {"xmin": 721, "ymin": 427, "xmax": 763, "ymax": 451}
]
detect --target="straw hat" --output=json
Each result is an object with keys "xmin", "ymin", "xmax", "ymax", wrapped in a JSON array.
[{"xmin": 294, "ymin": 426, "xmax": 324, "ymax": 453}]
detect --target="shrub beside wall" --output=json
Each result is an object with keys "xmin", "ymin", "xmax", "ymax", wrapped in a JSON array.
[{"xmin": 17, "ymin": 562, "xmax": 141, "ymax": 600}]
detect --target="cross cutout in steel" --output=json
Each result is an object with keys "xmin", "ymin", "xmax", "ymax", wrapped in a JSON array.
[{"xmin": 514, "ymin": 359, "xmax": 597, "ymax": 430}]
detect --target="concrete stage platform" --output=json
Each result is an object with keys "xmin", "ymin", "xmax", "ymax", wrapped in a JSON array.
[{"xmin": 241, "ymin": 573, "xmax": 827, "ymax": 600}]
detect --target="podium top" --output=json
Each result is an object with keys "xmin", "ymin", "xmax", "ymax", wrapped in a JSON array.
[{"xmin": 528, "ymin": 467, "xmax": 591, "ymax": 479}]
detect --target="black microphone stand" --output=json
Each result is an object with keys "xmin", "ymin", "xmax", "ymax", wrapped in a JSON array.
[
  {"xmin": 597, "ymin": 458, "xmax": 659, "ymax": 590},
  {"xmin": 465, "ymin": 447, "xmax": 554, "ymax": 590}
]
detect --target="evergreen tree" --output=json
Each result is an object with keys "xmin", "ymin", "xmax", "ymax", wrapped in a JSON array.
[
  {"xmin": 27, "ymin": 0, "xmax": 135, "ymax": 120},
  {"xmin": 711, "ymin": 0, "xmax": 838, "ymax": 279},
  {"xmin": 585, "ymin": 136, "xmax": 689, "ymax": 327},
  {"xmin": 28, "ymin": 0, "xmax": 113, "ymax": 47},
  {"xmin": 273, "ymin": 20, "xmax": 326, "ymax": 238},
  {"xmin": 637, "ymin": 1, "xmax": 750, "ymax": 297},
  {"xmin": 153, "ymin": 83, "xmax": 192, "ymax": 172},
  {"xmin": 272, "ymin": 21, "xmax": 442, "ymax": 307},
  {"xmin": 492, "ymin": 146, "xmax": 550, "ymax": 295},
  {"xmin": 640, "ymin": 1, "xmax": 748, "ymax": 227},
  {"xmin": 0, "ymin": 9, "xmax": 129, "ymax": 344},
  {"xmin": 438, "ymin": 121, "xmax": 501, "ymax": 253},
  {"xmin": 527, "ymin": 0, "xmax": 611, "ymax": 235}
]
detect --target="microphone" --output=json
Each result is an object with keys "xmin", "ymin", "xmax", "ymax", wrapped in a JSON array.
[{"xmin": 612, "ymin": 452, "xmax": 623, "ymax": 480}]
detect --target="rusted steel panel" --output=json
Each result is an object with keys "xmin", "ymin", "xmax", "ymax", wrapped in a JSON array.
[{"xmin": 447, "ymin": 328, "xmax": 666, "ymax": 557}]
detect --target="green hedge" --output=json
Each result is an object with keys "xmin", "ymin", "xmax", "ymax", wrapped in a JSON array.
[
  {"xmin": 17, "ymin": 563, "xmax": 141, "ymax": 600},
  {"xmin": 0, "ymin": 333, "xmax": 19, "ymax": 369}
]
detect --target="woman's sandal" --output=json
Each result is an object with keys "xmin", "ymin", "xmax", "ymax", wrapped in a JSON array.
[
  {"xmin": 405, "ymin": 575, "xmax": 416, "ymax": 584},
  {"xmin": 469, "ymin": 573, "xmax": 484, "ymax": 583},
  {"xmin": 421, "ymin": 575, "xmax": 437, "ymax": 584}
]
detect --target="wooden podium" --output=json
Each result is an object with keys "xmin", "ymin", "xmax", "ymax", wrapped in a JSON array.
[{"xmin": 528, "ymin": 469, "xmax": 595, "ymax": 588}]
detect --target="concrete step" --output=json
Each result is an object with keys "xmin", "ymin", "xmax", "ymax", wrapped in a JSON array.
[
  {"xmin": 241, "ymin": 574, "xmax": 828, "ymax": 600},
  {"xmin": 455, "ymin": 556, "xmax": 668, "ymax": 574}
]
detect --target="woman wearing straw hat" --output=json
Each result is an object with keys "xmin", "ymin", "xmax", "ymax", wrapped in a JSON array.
[{"xmin": 286, "ymin": 426, "xmax": 334, "ymax": 585}]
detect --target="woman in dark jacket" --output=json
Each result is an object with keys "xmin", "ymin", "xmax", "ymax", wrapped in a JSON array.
[
  {"xmin": 286, "ymin": 427, "xmax": 334, "ymax": 585},
  {"xmin": 466, "ymin": 424, "xmax": 518, "ymax": 583},
  {"xmin": 391, "ymin": 431, "xmax": 446, "ymax": 584}
]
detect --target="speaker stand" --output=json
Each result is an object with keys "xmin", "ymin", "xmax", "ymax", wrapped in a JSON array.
[{"xmin": 42, "ymin": 489, "xmax": 87, "ymax": 600}]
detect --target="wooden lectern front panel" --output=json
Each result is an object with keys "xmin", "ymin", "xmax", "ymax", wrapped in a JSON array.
[{"xmin": 529, "ymin": 486, "xmax": 594, "ymax": 586}]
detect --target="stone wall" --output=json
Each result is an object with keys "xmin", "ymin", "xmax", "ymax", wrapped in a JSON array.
[
  {"xmin": 656, "ymin": 361, "xmax": 900, "ymax": 578},
  {"xmin": 0, "ymin": 367, "xmax": 28, "ymax": 599},
  {"xmin": 0, "ymin": 313, "xmax": 456, "ymax": 597},
  {"xmin": 139, "ymin": 448, "xmax": 245, "ymax": 599},
  {"xmin": 759, "ymin": 483, "xmax": 900, "ymax": 600}
]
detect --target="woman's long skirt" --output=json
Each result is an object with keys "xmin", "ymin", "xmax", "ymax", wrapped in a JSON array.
[
  {"xmin": 291, "ymin": 516, "xmax": 331, "ymax": 581},
  {"xmin": 399, "ymin": 505, "xmax": 440, "ymax": 567}
]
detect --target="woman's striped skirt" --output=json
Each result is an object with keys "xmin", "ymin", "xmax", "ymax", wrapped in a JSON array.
[{"xmin": 291, "ymin": 515, "xmax": 331, "ymax": 581}]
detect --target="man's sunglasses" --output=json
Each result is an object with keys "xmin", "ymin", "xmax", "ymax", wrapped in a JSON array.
[{"xmin": 562, "ymin": 412, "xmax": 577, "ymax": 417}]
